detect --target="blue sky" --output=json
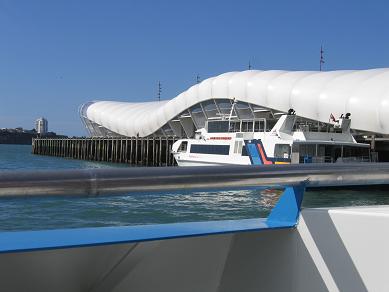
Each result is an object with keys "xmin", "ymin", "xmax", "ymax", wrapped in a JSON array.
[{"xmin": 1, "ymin": 0, "xmax": 389, "ymax": 136}]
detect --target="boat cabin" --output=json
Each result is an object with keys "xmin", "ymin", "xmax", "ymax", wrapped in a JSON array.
[{"xmin": 172, "ymin": 110, "xmax": 370, "ymax": 166}]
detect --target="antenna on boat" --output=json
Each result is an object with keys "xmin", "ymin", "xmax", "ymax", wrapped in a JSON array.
[
  {"xmin": 248, "ymin": 60, "xmax": 252, "ymax": 70},
  {"xmin": 157, "ymin": 81, "xmax": 162, "ymax": 101},
  {"xmin": 228, "ymin": 97, "xmax": 236, "ymax": 124},
  {"xmin": 227, "ymin": 98, "xmax": 237, "ymax": 131},
  {"xmin": 228, "ymin": 98, "xmax": 237, "ymax": 121},
  {"xmin": 320, "ymin": 45, "xmax": 325, "ymax": 71}
]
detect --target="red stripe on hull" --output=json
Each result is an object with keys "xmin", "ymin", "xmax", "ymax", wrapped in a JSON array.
[{"xmin": 257, "ymin": 144, "xmax": 273, "ymax": 165}]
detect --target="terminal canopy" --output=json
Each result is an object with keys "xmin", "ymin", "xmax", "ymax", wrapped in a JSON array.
[{"xmin": 80, "ymin": 69, "xmax": 389, "ymax": 138}]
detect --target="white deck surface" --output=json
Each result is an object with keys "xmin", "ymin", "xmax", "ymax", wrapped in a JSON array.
[{"xmin": 1, "ymin": 204, "xmax": 388, "ymax": 291}]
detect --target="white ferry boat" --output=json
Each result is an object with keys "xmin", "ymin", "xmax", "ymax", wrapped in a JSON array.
[{"xmin": 172, "ymin": 109, "xmax": 371, "ymax": 166}]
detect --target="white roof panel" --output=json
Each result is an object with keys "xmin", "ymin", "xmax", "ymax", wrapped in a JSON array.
[{"xmin": 84, "ymin": 68, "xmax": 389, "ymax": 136}]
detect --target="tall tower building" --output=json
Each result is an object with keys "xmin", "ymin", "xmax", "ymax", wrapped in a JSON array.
[{"xmin": 35, "ymin": 117, "xmax": 48, "ymax": 135}]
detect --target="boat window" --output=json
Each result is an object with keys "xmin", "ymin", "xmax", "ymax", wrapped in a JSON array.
[
  {"xmin": 341, "ymin": 146, "xmax": 370, "ymax": 162},
  {"xmin": 299, "ymin": 144, "xmax": 316, "ymax": 157},
  {"xmin": 234, "ymin": 141, "xmax": 243, "ymax": 154},
  {"xmin": 241, "ymin": 121, "xmax": 253, "ymax": 132},
  {"xmin": 254, "ymin": 120, "xmax": 266, "ymax": 132},
  {"xmin": 190, "ymin": 144, "xmax": 230, "ymax": 155},
  {"xmin": 254, "ymin": 121, "xmax": 260, "ymax": 132},
  {"xmin": 207, "ymin": 121, "xmax": 230, "ymax": 133},
  {"xmin": 229, "ymin": 121, "xmax": 241, "ymax": 132},
  {"xmin": 274, "ymin": 144, "xmax": 291, "ymax": 159},
  {"xmin": 178, "ymin": 141, "xmax": 188, "ymax": 153},
  {"xmin": 241, "ymin": 145, "xmax": 248, "ymax": 156},
  {"xmin": 317, "ymin": 145, "xmax": 326, "ymax": 157}
]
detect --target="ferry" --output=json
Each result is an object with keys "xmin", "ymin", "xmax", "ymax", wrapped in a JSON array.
[{"xmin": 172, "ymin": 109, "xmax": 371, "ymax": 166}]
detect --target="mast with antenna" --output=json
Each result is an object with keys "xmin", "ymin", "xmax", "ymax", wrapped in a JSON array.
[
  {"xmin": 157, "ymin": 81, "xmax": 162, "ymax": 101},
  {"xmin": 320, "ymin": 45, "xmax": 325, "ymax": 71},
  {"xmin": 248, "ymin": 60, "xmax": 252, "ymax": 70},
  {"xmin": 196, "ymin": 74, "xmax": 201, "ymax": 84}
]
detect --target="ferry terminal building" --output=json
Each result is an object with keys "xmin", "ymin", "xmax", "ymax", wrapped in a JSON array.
[{"xmin": 79, "ymin": 68, "xmax": 389, "ymax": 161}]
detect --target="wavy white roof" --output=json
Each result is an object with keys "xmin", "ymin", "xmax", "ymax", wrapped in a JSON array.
[{"xmin": 85, "ymin": 68, "xmax": 389, "ymax": 136}]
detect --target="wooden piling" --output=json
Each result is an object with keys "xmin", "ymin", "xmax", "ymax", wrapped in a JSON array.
[{"xmin": 32, "ymin": 137, "xmax": 177, "ymax": 167}]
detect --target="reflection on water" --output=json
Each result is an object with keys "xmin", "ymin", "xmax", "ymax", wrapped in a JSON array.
[
  {"xmin": 2, "ymin": 187, "xmax": 389, "ymax": 232},
  {"xmin": 2, "ymin": 144, "xmax": 389, "ymax": 232},
  {"xmin": 304, "ymin": 188, "xmax": 389, "ymax": 208},
  {"xmin": 0, "ymin": 189, "xmax": 275, "ymax": 231},
  {"xmin": 0, "ymin": 144, "xmax": 127, "ymax": 171},
  {"xmin": 259, "ymin": 189, "xmax": 283, "ymax": 208}
]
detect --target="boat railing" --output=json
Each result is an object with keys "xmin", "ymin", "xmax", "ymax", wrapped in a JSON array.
[
  {"xmin": 0, "ymin": 163, "xmax": 389, "ymax": 198},
  {"xmin": 311, "ymin": 156, "xmax": 334, "ymax": 163},
  {"xmin": 337, "ymin": 156, "xmax": 371, "ymax": 163},
  {"xmin": 2, "ymin": 166, "xmax": 389, "ymax": 290},
  {"xmin": 301, "ymin": 155, "xmax": 371, "ymax": 164},
  {"xmin": 300, "ymin": 155, "xmax": 334, "ymax": 163}
]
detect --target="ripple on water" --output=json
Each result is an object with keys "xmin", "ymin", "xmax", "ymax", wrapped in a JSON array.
[
  {"xmin": 2, "ymin": 188, "xmax": 389, "ymax": 232},
  {"xmin": 2, "ymin": 145, "xmax": 389, "ymax": 231}
]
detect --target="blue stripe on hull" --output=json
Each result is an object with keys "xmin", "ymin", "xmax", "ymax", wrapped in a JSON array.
[{"xmin": 246, "ymin": 143, "xmax": 262, "ymax": 165}]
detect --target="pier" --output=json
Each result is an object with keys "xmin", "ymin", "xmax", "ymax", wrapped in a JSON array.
[{"xmin": 32, "ymin": 137, "xmax": 178, "ymax": 166}]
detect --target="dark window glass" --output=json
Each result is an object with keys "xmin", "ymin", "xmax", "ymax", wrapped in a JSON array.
[
  {"xmin": 179, "ymin": 141, "xmax": 188, "ymax": 152},
  {"xmin": 241, "ymin": 145, "xmax": 248, "ymax": 156},
  {"xmin": 274, "ymin": 144, "xmax": 291, "ymax": 158},
  {"xmin": 190, "ymin": 144, "xmax": 230, "ymax": 155},
  {"xmin": 207, "ymin": 121, "xmax": 230, "ymax": 133}
]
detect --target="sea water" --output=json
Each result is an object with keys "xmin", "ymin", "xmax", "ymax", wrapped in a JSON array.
[{"xmin": 1, "ymin": 144, "xmax": 389, "ymax": 231}]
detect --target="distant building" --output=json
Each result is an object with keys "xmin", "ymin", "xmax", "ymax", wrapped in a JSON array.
[{"xmin": 35, "ymin": 117, "xmax": 48, "ymax": 135}]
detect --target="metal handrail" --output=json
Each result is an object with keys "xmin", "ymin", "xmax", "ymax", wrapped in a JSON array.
[{"xmin": 1, "ymin": 163, "xmax": 389, "ymax": 198}]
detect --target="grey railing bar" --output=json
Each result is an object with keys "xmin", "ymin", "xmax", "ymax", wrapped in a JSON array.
[{"xmin": 0, "ymin": 163, "xmax": 389, "ymax": 197}]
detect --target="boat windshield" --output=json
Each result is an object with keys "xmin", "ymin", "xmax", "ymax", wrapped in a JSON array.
[
  {"xmin": 207, "ymin": 121, "xmax": 230, "ymax": 133},
  {"xmin": 206, "ymin": 120, "xmax": 266, "ymax": 133},
  {"xmin": 178, "ymin": 141, "xmax": 188, "ymax": 153}
]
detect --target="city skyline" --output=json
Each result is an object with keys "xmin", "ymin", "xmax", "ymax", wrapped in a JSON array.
[{"xmin": 1, "ymin": 0, "xmax": 389, "ymax": 136}]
